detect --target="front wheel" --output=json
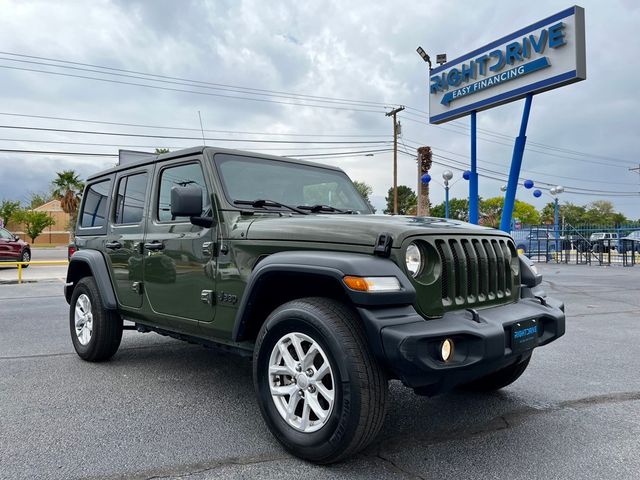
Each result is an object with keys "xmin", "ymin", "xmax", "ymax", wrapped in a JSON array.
[
  {"xmin": 20, "ymin": 249, "xmax": 30, "ymax": 268},
  {"xmin": 253, "ymin": 298, "xmax": 388, "ymax": 464},
  {"xmin": 460, "ymin": 355, "xmax": 531, "ymax": 392}
]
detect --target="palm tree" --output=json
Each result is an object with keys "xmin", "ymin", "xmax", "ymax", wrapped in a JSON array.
[{"xmin": 52, "ymin": 170, "xmax": 84, "ymax": 217}]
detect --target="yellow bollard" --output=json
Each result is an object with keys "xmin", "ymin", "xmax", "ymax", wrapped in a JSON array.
[{"xmin": 18, "ymin": 263, "xmax": 22, "ymax": 284}]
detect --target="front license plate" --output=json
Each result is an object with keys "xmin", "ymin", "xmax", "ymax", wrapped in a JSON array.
[{"xmin": 511, "ymin": 318, "xmax": 538, "ymax": 353}]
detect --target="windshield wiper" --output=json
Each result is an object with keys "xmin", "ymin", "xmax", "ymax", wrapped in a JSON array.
[
  {"xmin": 234, "ymin": 199, "xmax": 308, "ymax": 215},
  {"xmin": 297, "ymin": 204, "xmax": 355, "ymax": 214}
]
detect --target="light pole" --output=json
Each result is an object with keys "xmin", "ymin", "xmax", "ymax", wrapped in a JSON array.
[
  {"xmin": 442, "ymin": 170, "xmax": 453, "ymax": 219},
  {"xmin": 549, "ymin": 186, "xmax": 564, "ymax": 251}
]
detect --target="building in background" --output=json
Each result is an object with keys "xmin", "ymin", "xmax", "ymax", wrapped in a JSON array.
[{"xmin": 6, "ymin": 199, "xmax": 70, "ymax": 245}]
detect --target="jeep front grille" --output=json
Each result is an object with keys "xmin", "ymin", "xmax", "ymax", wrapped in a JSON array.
[{"xmin": 435, "ymin": 237, "xmax": 516, "ymax": 307}]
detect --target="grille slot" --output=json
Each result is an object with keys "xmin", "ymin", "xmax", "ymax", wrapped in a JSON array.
[{"xmin": 434, "ymin": 237, "xmax": 516, "ymax": 308}]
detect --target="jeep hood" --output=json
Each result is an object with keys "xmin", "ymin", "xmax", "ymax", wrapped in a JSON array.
[{"xmin": 244, "ymin": 214, "xmax": 508, "ymax": 247}]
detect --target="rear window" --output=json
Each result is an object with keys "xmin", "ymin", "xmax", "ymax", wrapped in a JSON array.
[{"xmin": 80, "ymin": 179, "xmax": 112, "ymax": 228}]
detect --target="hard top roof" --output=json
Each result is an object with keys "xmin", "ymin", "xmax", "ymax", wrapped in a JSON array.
[{"xmin": 86, "ymin": 146, "xmax": 345, "ymax": 182}]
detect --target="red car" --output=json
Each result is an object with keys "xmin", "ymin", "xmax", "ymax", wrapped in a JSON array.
[{"xmin": 0, "ymin": 227, "xmax": 31, "ymax": 266}]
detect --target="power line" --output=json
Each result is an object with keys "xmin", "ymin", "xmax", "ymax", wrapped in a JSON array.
[
  {"xmin": 400, "ymin": 114, "xmax": 637, "ymax": 168},
  {"xmin": 0, "ymin": 124, "xmax": 393, "ymax": 145},
  {"xmin": 0, "ymin": 111, "xmax": 388, "ymax": 137},
  {"xmin": 0, "ymin": 64, "xmax": 387, "ymax": 114},
  {"xmin": 395, "ymin": 145, "xmax": 639, "ymax": 196},
  {"xmin": 401, "ymin": 138, "xmax": 640, "ymax": 187},
  {"xmin": 0, "ymin": 137, "xmax": 391, "ymax": 151},
  {"xmin": 0, "ymin": 148, "xmax": 116, "ymax": 157},
  {"xmin": 0, "ymin": 146, "xmax": 393, "ymax": 160},
  {"xmin": 2, "ymin": 51, "xmax": 632, "ymax": 168},
  {"xmin": 0, "ymin": 51, "xmax": 391, "ymax": 109}
]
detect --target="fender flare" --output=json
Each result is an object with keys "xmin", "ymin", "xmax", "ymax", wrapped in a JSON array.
[
  {"xmin": 64, "ymin": 250, "xmax": 118, "ymax": 309},
  {"xmin": 231, "ymin": 250, "xmax": 415, "ymax": 342}
]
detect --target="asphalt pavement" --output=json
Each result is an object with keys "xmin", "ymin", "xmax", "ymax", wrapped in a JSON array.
[{"xmin": 1, "ymin": 263, "xmax": 639, "ymax": 479}]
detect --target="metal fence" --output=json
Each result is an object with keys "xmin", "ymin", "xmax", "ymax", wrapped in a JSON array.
[{"xmin": 511, "ymin": 223, "xmax": 640, "ymax": 266}]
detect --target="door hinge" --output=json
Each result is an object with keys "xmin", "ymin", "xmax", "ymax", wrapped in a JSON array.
[
  {"xmin": 200, "ymin": 290, "xmax": 215, "ymax": 305},
  {"xmin": 131, "ymin": 281, "xmax": 143, "ymax": 294}
]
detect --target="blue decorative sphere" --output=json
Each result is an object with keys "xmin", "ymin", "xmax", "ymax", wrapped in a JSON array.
[
  {"xmin": 533, "ymin": 189, "xmax": 542, "ymax": 198},
  {"xmin": 524, "ymin": 179, "xmax": 534, "ymax": 189},
  {"xmin": 421, "ymin": 173, "xmax": 431, "ymax": 184},
  {"xmin": 462, "ymin": 170, "xmax": 471, "ymax": 180}
]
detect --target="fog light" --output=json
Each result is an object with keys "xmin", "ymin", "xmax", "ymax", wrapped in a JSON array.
[{"xmin": 441, "ymin": 338, "xmax": 454, "ymax": 362}]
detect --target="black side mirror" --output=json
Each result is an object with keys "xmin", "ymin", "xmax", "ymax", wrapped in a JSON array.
[
  {"xmin": 14, "ymin": 235, "xmax": 20, "ymax": 241},
  {"xmin": 171, "ymin": 186, "xmax": 203, "ymax": 217}
]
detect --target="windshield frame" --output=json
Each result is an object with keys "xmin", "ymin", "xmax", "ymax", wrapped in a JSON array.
[{"xmin": 211, "ymin": 152, "xmax": 373, "ymax": 214}]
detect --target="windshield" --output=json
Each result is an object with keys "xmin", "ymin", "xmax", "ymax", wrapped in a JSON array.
[{"xmin": 214, "ymin": 153, "xmax": 371, "ymax": 214}]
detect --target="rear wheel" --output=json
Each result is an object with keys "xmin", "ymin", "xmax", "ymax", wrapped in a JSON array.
[
  {"xmin": 460, "ymin": 355, "xmax": 531, "ymax": 392},
  {"xmin": 253, "ymin": 298, "xmax": 388, "ymax": 463},
  {"xmin": 69, "ymin": 276, "xmax": 123, "ymax": 361}
]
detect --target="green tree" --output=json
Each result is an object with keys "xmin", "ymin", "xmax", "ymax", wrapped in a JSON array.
[
  {"xmin": 430, "ymin": 198, "xmax": 470, "ymax": 221},
  {"xmin": 52, "ymin": 170, "xmax": 84, "ymax": 231},
  {"xmin": 541, "ymin": 201, "xmax": 587, "ymax": 226},
  {"xmin": 28, "ymin": 191, "xmax": 53, "ymax": 209},
  {"xmin": 52, "ymin": 170, "xmax": 84, "ymax": 216},
  {"xmin": 352, "ymin": 180, "xmax": 372, "ymax": 203},
  {"xmin": 384, "ymin": 186, "xmax": 416, "ymax": 215},
  {"xmin": 480, "ymin": 197, "xmax": 540, "ymax": 228},
  {"xmin": 14, "ymin": 210, "xmax": 55, "ymax": 243},
  {"xmin": 352, "ymin": 180, "xmax": 376, "ymax": 213},
  {"xmin": 0, "ymin": 200, "xmax": 21, "ymax": 226},
  {"xmin": 155, "ymin": 148, "xmax": 170, "ymax": 154},
  {"xmin": 582, "ymin": 200, "xmax": 628, "ymax": 225}
]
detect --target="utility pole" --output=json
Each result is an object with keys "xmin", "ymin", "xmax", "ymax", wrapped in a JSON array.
[{"xmin": 386, "ymin": 106, "xmax": 405, "ymax": 215}]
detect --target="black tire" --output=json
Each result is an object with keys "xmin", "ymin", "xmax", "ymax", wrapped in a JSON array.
[
  {"xmin": 460, "ymin": 355, "xmax": 531, "ymax": 392},
  {"xmin": 20, "ymin": 249, "xmax": 30, "ymax": 268},
  {"xmin": 69, "ymin": 276, "xmax": 123, "ymax": 362},
  {"xmin": 253, "ymin": 297, "xmax": 388, "ymax": 464}
]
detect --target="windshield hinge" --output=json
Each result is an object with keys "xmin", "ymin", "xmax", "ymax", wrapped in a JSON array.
[{"xmin": 373, "ymin": 232, "xmax": 393, "ymax": 257}]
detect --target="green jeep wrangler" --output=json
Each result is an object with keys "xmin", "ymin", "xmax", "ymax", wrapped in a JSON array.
[{"xmin": 65, "ymin": 146, "xmax": 565, "ymax": 463}]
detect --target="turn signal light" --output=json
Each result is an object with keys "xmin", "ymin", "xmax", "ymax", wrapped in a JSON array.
[{"xmin": 343, "ymin": 276, "xmax": 401, "ymax": 292}]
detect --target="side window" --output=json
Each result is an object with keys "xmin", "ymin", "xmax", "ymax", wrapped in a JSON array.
[
  {"xmin": 114, "ymin": 172, "xmax": 148, "ymax": 225},
  {"xmin": 0, "ymin": 228, "xmax": 13, "ymax": 240},
  {"xmin": 157, "ymin": 162, "xmax": 209, "ymax": 222},
  {"xmin": 80, "ymin": 179, "xmax": 112, "ymax": 228}
]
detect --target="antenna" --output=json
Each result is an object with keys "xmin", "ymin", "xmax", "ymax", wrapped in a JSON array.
[{"xmin": 197, "ymin": 111, "xmax": 206, "ymax": 146}]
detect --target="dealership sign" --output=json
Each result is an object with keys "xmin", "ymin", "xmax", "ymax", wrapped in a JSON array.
[{"xmin": 429, "ymin": 6, "xmax": 586, "ymax": 124}]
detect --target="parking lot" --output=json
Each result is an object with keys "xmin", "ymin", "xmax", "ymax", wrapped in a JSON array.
[
  {"xmin": 1, "ymin": 263, "xmax": 639, "ymax": 479},
  {"xmin": 0, "ymin": 247, "xmax": 68, "ymax": 284}
]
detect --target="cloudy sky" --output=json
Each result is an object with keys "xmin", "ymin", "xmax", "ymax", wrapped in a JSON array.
[{"xmin": 0, "ymin": 0, "xmax": 638, "ymax": 219}]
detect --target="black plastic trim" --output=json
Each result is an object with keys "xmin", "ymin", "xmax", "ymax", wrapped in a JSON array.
[
  {"xmin": 64, "ymin": 250, "xmax": 117, "ymax": 309},
  {"xmin": 357, "ymin": 296, "xmax": 565, "ymax": 393},
  {"xmin": 231, "ymin": 250, "xmax": 415, "ymax": 342}
]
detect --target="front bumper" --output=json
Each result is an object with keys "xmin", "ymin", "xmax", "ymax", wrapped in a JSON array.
[{"xmin": 358, "ymin": 296, "xmax": 565, "ymax": 395}]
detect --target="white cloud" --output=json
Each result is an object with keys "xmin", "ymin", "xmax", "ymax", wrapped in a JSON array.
[{"xmin": 0, "ymin": 0, "xmax": 638, "ymax": 220}]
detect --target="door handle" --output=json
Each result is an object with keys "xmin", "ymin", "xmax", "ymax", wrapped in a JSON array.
[
  {"xmin": 144, "ymin": 241, "xmax": 165, "ymax": 251},
  {"xmin": 105, "ymin": 241, "xmax": 122, "ymax": 250}
]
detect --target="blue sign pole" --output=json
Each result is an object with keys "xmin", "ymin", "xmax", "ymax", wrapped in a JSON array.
[
  {"xmin": 469, "ymin": 111, "xmax": 478, "ymax": 224},
  {"xmin": 554, "ymin": 197, "xmax": 559, "ymax": 251},
  {"xmin": 500, "ymin": 94, "xmax": 533, "ymax": 232}
]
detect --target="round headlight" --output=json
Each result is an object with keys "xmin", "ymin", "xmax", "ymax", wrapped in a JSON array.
[{"xmin": 405, "ymin": 243, "xmax": 422, "ymax": 277}]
